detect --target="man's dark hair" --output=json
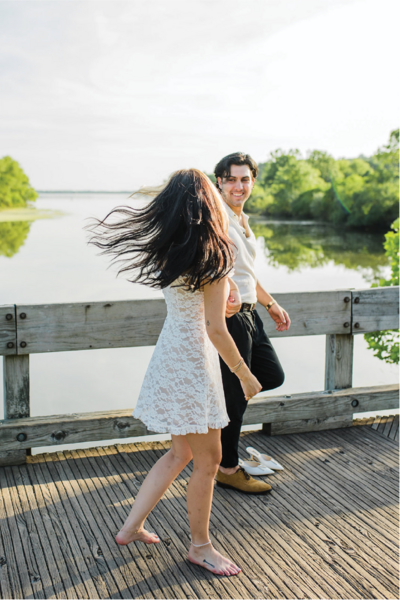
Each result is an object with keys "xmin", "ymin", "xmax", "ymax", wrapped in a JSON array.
[{"xmin": 214, "ymin": 152, "xmax": 258, "ymax": 190}]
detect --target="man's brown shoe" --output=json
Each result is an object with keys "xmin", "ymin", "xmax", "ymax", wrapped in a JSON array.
[{"xmin": 216, "ymin": 467, "xmax": 272, "ymax": 495}]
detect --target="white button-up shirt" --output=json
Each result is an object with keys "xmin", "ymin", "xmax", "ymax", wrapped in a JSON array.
[{"xmin": 223, "ymin": 202, "xmax": 258, "ymax": 304}]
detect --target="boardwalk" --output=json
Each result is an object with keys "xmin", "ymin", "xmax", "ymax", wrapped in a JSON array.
[{"xmin": 0, "ymin": 417, "xmax": 398, "ymax": 599}]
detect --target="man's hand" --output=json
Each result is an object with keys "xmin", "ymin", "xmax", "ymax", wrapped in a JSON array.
[
  {"xmin": 268, "ymin": 303, "xmax": 291, "ymax": 331},
  {"xmin": 226, "ymin": 289, "xmax": 241, "ymax": 318}
]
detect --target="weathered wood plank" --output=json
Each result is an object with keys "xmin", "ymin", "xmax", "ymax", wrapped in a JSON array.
[
  {"xmin": 14, "ymin": 291, "xmax": 353, "ymax": 355},
  {"xmin": 3, "ymin": 355, "xmax": 30, "ymax": 419},
  {"xmin": 388, "ymin": 414, "xmax": 399, "ymax": 440},
  {"xmin": 264, "ymin": 413, "xmax": 354, "ymax": 436},
  {"xmin": 1, "ymin": 355, "xmax": 30, "ymax": 467},
  {"xmin": 242, "ymin": 431, "xmax": 398, "ymax": 597},
  {"xmin": 14, "ymin": 299, "xmax": 168, "ymax": 354},
  {"xmin": 256, "ymin": 290, "xmax": 352, "ymax": 338},
  {"xmin": 127, "ymin": 441, "xmax": 293, "ymax": 599},
  {"xmin": 0, "ymin": 409, "xmax": 147, "ymax": 451},
  {"xmin": 244, "ymin": 384, "xmax": 399, "ymax": 426},
  {"xmin": 5, "ymin": 468, "xmax": 57, "ymax": 599},
  {"xmin": 1, "ymin": 385, "xmax": 398, "ymax": 452},
  {"xmin": 325, "ymin": 333, "xmax": 353, "ymax": 389},
  {"xmin": 352, "ymin": 287, "xmax": 399, "ymax": 333},
  {"xmin": 0, "ymin": 305, "xmax": 17, "ymax": 356},
  {"xmin": 274, "ymin": 331, "xmax": 354, "ymax": 435},
  {"xmin": 85, "ymin": 447, "xmax": 203, "ymax": 600}
]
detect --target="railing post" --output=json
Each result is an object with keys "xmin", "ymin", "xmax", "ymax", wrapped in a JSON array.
[
  {"xmin": 324, "ymin": 333, "xmax": 354, "ymax": 390},
  {"xmin": 1, "ymin": 355, "xmax": 30, "ymax": 466}
]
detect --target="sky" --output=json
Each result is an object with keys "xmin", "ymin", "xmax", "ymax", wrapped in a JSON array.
[{"xmin": 0, "ymin": 0, "xmax": 398, "ymax": 190}]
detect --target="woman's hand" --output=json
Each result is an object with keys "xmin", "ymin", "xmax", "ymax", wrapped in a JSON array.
[
  {"xmin": 239, "ymin": 367, "xmax": 262, "ymax": 401},
  {"xmin": 226, "ymin": 288, "xmax": 241, "ymax": 318}
]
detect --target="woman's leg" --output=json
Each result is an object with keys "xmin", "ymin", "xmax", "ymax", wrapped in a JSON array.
[
  {"xmin": 185, "ymin": 428, "xmax": 241, "ymax": 576},
  {"xmin": 116, "ymin": 435, "xmax": 193, "ymax": 545}
]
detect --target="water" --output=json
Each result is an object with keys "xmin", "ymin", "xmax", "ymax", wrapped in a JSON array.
[{"xmin": 1, "ymin": 194, "xmax": 398, "ymax": 453}]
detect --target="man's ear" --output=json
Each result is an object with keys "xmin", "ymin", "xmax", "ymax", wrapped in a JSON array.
[{"xmin": 217, "ymin": 177, "xmax": 222, "ymax": 189}]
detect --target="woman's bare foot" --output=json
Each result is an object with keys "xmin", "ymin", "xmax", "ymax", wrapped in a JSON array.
[
  {"xmin": 188, "ymin": 543, "xmax": 241, "ymax": 576},
  {"xmin": 116, "ymin": 526, "xmax": 159, "ymax": 546}
]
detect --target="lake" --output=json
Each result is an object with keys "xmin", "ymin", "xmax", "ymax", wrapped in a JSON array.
[{"xmin": 1, "ymin": 194, "xmax": 398, "ymax": 453}]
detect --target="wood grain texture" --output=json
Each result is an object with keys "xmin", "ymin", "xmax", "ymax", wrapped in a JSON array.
[
  {"xmin": 3, "ymin": 355, "xmax": 30, "ymax": 419},
  {"xmin": 0, "ymin": 385, "xmax": 398, "ymax": 452},
  {"xmin": 1, "ymin": 426, "xmax": 397, "ymax": 599},
  {"xmin": 0, "ymin": 409, "xmax": 148, "ymax": 451},
  {"xmin": 243, "ymin": 384, "xmax": 399, "ymax": 426},
  {"xmin": 1, "ymin": 355, "xmax": 30, "ymax": 467},
  {"xmin": 13, "ymin": 290, "xmax": 353, "ymax": 355},
  {"xmin": 4, "ymin": 286, "xmax": 399, "ymax": 355},
  {"xmin": 256, "ymin": 290, "xmax": 352, "ymax": 338},
  {"xmin": 263, "ymin": 413, "xmax": 354, "ymax": 436},
  {"xmin": 324, "ymin": 333, "xmax": 354, "ymax": 390},
  {"xmin": 352, "ymin": 287, "xmax": 399, "ymax": 333},
  {"xmin": 15, "ymin": 298, "xmax": 168, "ymax": 354},
  {"xmin": 0, "ymin": 305, "xmax": 16, "ymax": 356}
]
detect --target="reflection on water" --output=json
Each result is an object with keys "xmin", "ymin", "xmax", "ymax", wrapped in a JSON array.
[
  {"xmin": 0, "ymin": 221, "xmax": 32, "ymax": 257},
  {"xmin": 251, "ymin": 220, "xmax": 388, "ymax": 281}
]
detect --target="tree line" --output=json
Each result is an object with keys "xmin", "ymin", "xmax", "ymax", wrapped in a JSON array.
[
  {"xmin": 242, "ymin": 129, "xmax": 399, "ymax": 231},
  {"xmin": 0, "ymin": 156, "xmax": 38, "ymax": 209}
]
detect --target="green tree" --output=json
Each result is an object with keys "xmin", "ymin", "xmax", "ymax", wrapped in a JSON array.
[
  {"xmin": 0, "ymin": 156, "xmax": 38, "ymax": 209},
  {"xmin": 364, "ymin": 217, "xmax": 399, "ymax": 364},
  {"xmin": 246, "ymin": 130, "xmax": 399, "ymax": 230},
  {"xmin": 259, "ymin": 150, "xmax": 329, "ymax": 218},
  {"xmin": 0, "ymin": 221, "xmax": 31, "ymax": 257}
]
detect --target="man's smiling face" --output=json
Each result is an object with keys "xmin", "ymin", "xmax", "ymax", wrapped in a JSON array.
[{"xmin": 217, "ymin": 164, "xmax": 255, "ymax": 212}]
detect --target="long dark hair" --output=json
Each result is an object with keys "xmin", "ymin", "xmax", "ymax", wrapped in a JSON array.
[{"xmin": 87, "ymin": 169, "xmax": 234, "ymax": 290}]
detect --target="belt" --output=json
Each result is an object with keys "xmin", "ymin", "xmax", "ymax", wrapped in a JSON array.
[{"xmin": 240, "ymin": 302, "xmax": 256, "ymax": 312}]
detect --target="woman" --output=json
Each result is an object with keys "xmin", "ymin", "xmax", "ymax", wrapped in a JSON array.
[{"xmin": 89, "ymin": 169, "xmax": 261, "ymax": 577}]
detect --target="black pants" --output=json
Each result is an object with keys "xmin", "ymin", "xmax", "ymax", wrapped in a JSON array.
[{"xmin": 219, "ymin": 309, "xmax": 285, "ymax": 468}]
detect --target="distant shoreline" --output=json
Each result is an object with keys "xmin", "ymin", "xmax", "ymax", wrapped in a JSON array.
[{"xmin": 38, "ymin": 190, "xmax": 132, "ymax": 194}]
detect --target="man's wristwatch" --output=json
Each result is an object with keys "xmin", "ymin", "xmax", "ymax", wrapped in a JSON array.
[{"xmin": 265, "ymin": 299, "xmax": 277, "ymax": 311}]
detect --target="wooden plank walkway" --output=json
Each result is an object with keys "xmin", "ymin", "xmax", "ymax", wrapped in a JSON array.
[{"xmin": 0, "ymin": 418, "xmax": 398, "ymax": 599}]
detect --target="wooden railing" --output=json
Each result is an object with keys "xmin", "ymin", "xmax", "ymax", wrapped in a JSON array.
[{"xmin": 1, "ymin": 286, "xmax": 399, "ymax": 466}]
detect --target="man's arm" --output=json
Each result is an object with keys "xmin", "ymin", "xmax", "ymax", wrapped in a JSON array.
[{"xmin": 256, "ymin": 280, "xmax": 291, "ymax": 331}]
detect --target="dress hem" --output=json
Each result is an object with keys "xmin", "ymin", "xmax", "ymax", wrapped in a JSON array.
[{"xmin": 133, "ymin": 412, "xmax": 229, "ymax": 436}]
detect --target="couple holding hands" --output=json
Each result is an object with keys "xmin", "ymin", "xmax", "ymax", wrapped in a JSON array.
[{"xmin": 90, "ymin": 152, "xmax": 290, "ymax": 577}]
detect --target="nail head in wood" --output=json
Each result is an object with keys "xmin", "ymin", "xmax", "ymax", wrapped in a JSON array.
[
  {"xmin": 20, "ymin": 313, "xmax": 27, "ymax": 319},
  {"xmin": 351, "ymin": 399, "xmax": 359, "ymax": 407},
  {"xmin": 344, "ymin": 297, "xmax": 350, "ymax": 303},
  {"xmin": 5, "ymin": 313, "xmax": 13, "ymax": 320},
  {"xmin": 354, "ymin": 297, "xmax": 360, "ymax": 304},
  {"xmin": 343, "ymin": 322, "xmax": 350, "ymax": 328},
  {"xmin": 7, "ymin": 342, "xmax": 14, "ymax": 348},
  {"xmin": 52, "ymin": 430, "xmax": 66, "ymax": 441},
  {"xmin": 17, "ymin": 433, "xmax": 27, "ymax": 442},
  {"xmin": 354, "ymin": 322, "xmax": 360, "ymax": 328},
  {"xmin": 20, "ymin": 341, "xmax": 27, "ymax": 348}
]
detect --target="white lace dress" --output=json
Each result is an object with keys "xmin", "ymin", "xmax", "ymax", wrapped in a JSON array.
[{"xmin": 133, "ymin": 277, "xmax": 229, "ymax": 435}]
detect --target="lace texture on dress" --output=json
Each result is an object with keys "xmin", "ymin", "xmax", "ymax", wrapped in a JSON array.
[{"xmin": 133, "ymin": 277, "xmax": 229, "ymax": 435}]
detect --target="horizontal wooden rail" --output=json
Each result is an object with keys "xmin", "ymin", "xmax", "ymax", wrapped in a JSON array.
[
  {"xmin": 0, "ymin": 290, "xmax": 348, "ymax": 355},
  {"xmin": 0, "ymin": 384, "xmax": 398, "ymax": 452},
  {"xmin": 1, "ymin": 287, "xmax": 398, "ymax": 356},
  {"xmin": 1, "ymin": 286, "xmax": 398, "ymax": 466}
]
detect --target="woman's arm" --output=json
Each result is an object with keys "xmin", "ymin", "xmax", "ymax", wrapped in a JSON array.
[
  {"xmin": 226, "ymin": 277, "xmax": 241, "ymax": 318},
  {"xmin": 203, "ymin": 277, "xmax": 261, "ymax": 400}
]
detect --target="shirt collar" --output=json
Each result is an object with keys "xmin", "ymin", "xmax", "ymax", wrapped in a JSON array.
[{"xmin": 223, "ymin": 201, "xmax": 249, "ymax": 224}]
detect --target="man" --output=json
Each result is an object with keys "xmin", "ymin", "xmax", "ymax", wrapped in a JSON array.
[{"xmin": 215, "ymin": 152, "xmax": 291, "ymax": 494}]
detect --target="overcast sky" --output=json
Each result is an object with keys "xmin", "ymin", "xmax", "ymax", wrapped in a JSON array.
[{"xmin": 0, "ymin": 0, "xmax": 398, "ymax": 190}]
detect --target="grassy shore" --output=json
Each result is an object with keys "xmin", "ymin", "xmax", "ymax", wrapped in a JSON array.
[{"xmin": 0, "ymin": 207, "xmax": 64, "ymax": 222}]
